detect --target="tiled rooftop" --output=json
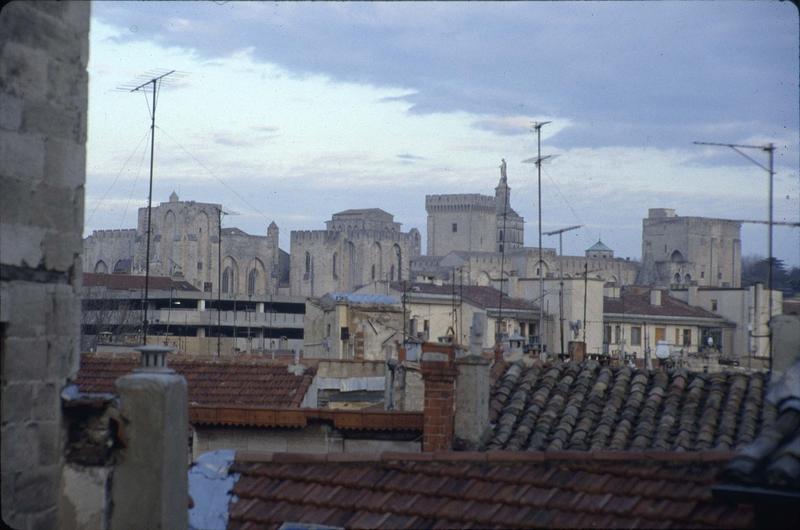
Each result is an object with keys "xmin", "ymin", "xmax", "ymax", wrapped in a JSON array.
[
  {"xmin": 83, "ymin": 272, "xmax": 199, "ymax": 291},
  {"xmin": 76, "ymin": 353, "xmax": 314, "ymax": 408},
  {"xmin": 720, "ymin": 360, "xmax": 800, "ymax": 494},
  {"xmin": 393, "ymin": 282, "xmax": 539, "ymax": 312},
  {"xmin": 604, "ymin": 290, "xmax": 725, "ymax": 320},
  {"xmin": 227, "ymin": 451, "xmax": 754, "ymax": 529},
  {"xmin": 485, "ymin": 361, "xmax": 774, "ymax": 452}
]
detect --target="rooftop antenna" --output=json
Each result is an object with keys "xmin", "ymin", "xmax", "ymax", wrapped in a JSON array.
[
  {"xmin": 544, "ymin": 224, "xmax": 582, "ymax": 357},
  {"xmin": 118, "ymin": 69, "xmax": 183, "ymax": 345},
  {"xmin": 692, "ymin": 140, "xmax": 776, "ymax": 371},
  {"xmin": 523, "ymin": 121, "xmax": 552, "ymax": 359},
  {"xmin": 216, "ymin": 207, "xmax": 240, "ymax": 356}
]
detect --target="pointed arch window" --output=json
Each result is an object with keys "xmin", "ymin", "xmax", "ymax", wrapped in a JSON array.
[{"xmin": 247, "ymin": 269, "xmax": 258, "ymax": 296}]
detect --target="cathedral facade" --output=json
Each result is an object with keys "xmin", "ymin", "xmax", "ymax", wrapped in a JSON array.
[
  {"xmin": 289, "ymin": 208, "xmax": 421, "ymax": 297},
  {"xmin": 83, "ymin": 192, "xmax": 288, "ymax": 297}
]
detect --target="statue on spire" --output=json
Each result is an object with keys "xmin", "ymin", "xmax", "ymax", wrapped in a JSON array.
[{"xmin": 499, "ymin": 158, "xmax": 507, "ymax": 181}]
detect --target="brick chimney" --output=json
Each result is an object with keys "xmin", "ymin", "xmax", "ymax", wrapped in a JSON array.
[{"xmin": 420, "ymin": 342, "xmax": 457, "ymax": 452}]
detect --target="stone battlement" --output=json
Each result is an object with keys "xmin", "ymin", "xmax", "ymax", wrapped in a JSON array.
[
  {"xmin": 292, "ymin": 228, "xmax": 419, "ymax": 243},
  {"xmin": 426, "ymin": 194, "xmax": 495, "ymax": 212},
  {"xmin": 88, "ymin": 229, "xmax": 137, "ymax": 240}
]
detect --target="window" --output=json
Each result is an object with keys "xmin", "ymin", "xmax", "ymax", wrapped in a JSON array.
[
  {"xmin": 197, "ymin": 261, "xmax": 203, "ymax": 271},
  {"xmin": 630, "ymin": 326, "xmax": 642, "ymax": 346},
  {"xmin": 604, "ymin": 325, "xmax": 612, "ymax": 344},
  {"xmin": 614, "ymin": 325, "xmax": 621, "ymax": 344},
  {"xmin": 371, "ymin": 264, "xmax": 376, "ymax": 281},
  {"xmin": 701, "ymin": 271, "xmax": 705, "ymax": 278},
  {"xmin": 326, "ymin": 323, "xmax": 331, "ymax": 337},
  {"xmin": 499, "ymin": 229, "xmax": 504, "ymax": 241},
  {"xmin": 674, "ymin": 328, "xmax": 680, "ymax": 345},
  {"xmin": 711, "ymin": 299, "xmax": 718, "ymax": 311},
  {"xmin": 304, "ymin": 252, "xmax": 311, "ymax": 274},
  {"xmin": 452, "ymin": 223, "xmax": 458, "ymax": 233},
  {"xmin": 247, "ymin": 269, "xmax": 257, "ymax": 296},
  {"xmin": 332, "ymin": 252, "xmax": 338, "ymax": 279},
  {"xmin": 222, "ymin": 266, "xmax": 233, "ymax": 293},
  {"xmin": 390, "ymin": 264, "xmax": 395, "ymax": 281},
  {"xmin": 682, "ymin": 329, "xmax": 691, "ymax": 346}
]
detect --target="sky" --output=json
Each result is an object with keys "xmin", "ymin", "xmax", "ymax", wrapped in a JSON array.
[{"xmin": 85, "ymin": 1, "xmax": 800, "ymax": 266}]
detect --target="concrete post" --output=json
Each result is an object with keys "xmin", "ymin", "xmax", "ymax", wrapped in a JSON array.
[
  {"xmin": 771, "ymin": 315, "xmax": 800, "ymax": 375},
  {"xmin": 454, "ymin": 355, "xmax": 490, "ymax": 449},
  {"xmin": 197, "ymin": 299, "xmax": 205, "ymax": 311},
  {"xmin": 110, "ymin": 346, "xmax": 188, "ymax": 530},
  {"xmin": 256, "ymin": 302, "xmax": 264, "ymax": 313}
]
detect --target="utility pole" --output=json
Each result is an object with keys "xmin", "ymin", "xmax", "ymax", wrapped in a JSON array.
[
  {"xmin": 544, "ymin": 224, "xmax": 582, "ymax": 356},
  {"xmin": 119, "ymin": 70, "xmax": 177, "ymax": 345},
  {"xmin": 524, "ymin": 121, "xmax": 552, "ymax": 358},
  {"xmin": 693, "ymin": 140, "xmax": 776, "ymax": 370}
]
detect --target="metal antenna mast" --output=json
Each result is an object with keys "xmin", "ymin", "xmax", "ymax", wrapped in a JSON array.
[
  {"xmin": 544, "ymin": 224, "xmax": 582, "ymax": 357},
  {"xmin": 523, "ymin": 121, "xmax": 552, "ymax": 358},
  {"xmin": 693, "ymin": 140, "xmax": 776, "ymax": 370},
  {"xmin": 119, "ymin": 70, "xmax": 177, "ymax": 344}
]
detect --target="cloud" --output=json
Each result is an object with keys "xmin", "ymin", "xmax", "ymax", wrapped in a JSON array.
[
  {"xmin": 91, "ymin": 1, "xmax": 798, "ymax": 153},
  {"xmin": 472, "ymin": 116, "xmax": 534, "ymax": 136},
  {"xmin": 397, "ymin": 153, "xmax": 426, "ymax": 161}
]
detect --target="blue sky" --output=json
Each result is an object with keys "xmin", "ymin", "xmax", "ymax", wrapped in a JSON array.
[{"xmin": 84, "ymin": 1, "xmax": 799, "ymax": 265}]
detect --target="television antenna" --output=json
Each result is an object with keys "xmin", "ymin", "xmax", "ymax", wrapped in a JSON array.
[{"xmin": 117, "ymin": 69, "xmax": 185, "ymax": 344}]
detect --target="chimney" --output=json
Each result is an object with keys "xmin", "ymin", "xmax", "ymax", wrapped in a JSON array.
[
  {"xmin": 650, "ymin": 289, "xmax": 662, "ymax": 306},
  {"xmin": 469, "ymin": 312, "xmax": 487, "ymax": 355},
  {"xmin": 420, "ymin": 342, "xmax": 457, "ymax": 451},
  {"xmin": 454, "ymin": 354, "xmax": 490, "ymax": 449},
  {"xmin": 687, "ymin": 284, "xmax": 699, "ymax": 307}
]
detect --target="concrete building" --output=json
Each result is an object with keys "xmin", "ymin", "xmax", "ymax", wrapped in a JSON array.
[
  {"xmin": 290, "ymin": 208, "xmax": 421, "ymax": 297},
  {"xmin": 603, "ymin": 287, "xmax": 736, "ymax": 369},
  {"xmin": 639, "ymin": 208, "xmax": 742, "ymax": 289},
  {"xmin": 670, "ymin": 283, "xmax": 784, "ymax": 366},
  {"xmin": 304, "ymin": 292, "xmax": 403, "ymax": 360},
  {"xmin": 83, "ymin": 192, "xmax": 290, "ymax": 297},
  {"xmin": 81, "ymin": 272, "xmax": 306, "ymax": 355},
  {"xmin": 425, "ymin": 162, "xmax": 524, "ymax": 256}
]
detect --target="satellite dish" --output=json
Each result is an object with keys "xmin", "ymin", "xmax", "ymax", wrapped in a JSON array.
[{"xmin": 655, "ymin": 340, "xmax": 670, "ymax": 360}]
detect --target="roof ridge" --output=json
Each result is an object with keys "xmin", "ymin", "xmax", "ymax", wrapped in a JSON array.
[{"xmin": 234, "ymin": 449, "xmax": 735, "ymax": 464}]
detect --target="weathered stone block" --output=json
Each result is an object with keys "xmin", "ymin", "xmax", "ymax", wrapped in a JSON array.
[
  {"xmin": 47, "ymin": 334, "xmax": 79, "ymax": 381},
  {"xmin": 22, "ymin": 99, "xmax": 82, "ymax": 141},
  {"xmin": 2, "ymin": 336, "xmax": 48, "ymax": 380},
  {"xmin": 43, "ymin": 230, "xmax": 81, "ymax": 271},
  {"xmin": 0, "ymin": 128, "xmax": 46, "ymax": 181},
  {"xmin": 13, "ymin": 464, "xmax": 58, "ymax": 513},
  {"xmin": 1, "ymin": 422, "xmax": 38, "ymax": 470},
  {"xmin": 32, "ymin": 383, "xmax": 58, "ymax": 422},
  {"xmin": 0, "ymin": 222, "xmax": 45, "ymax": 267},
  {"xmin": 44, "ymin": 137, "xmax": 85, "ymax": 189},
  {"xmin": 1, "ymin": 382, "xmax": 34, "ymax": 424},
  {"xmin": 5, "ymin": 282, "xmax": 48, "ymax": 337},
  {"xmin": 0, "ymin": 92, "xmax": 23, "ymax": 131},
  {"xmin": 0, "ymin": 40, "xmax": 49, "ymax": 100},
  {"xmin": 0, "ymin": 3, "xmax": 82, "ymax": 65},
  {"xmin": 36, "ymin": 420, "xmax": 61, "ymax": 466}
]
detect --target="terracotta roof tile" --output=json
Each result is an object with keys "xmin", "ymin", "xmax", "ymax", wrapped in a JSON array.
[
  {"xmin": 76, "ymin": 353, "xmax": 313, "ymax": 408},
  {"xmin": 485, "ymin": 360, "xmax": 772, "ymax": 452},
  {"xmin": 227, "ymin": 452, "xmax": 755, "ymax": 529},
  {"xmin": 604, "ymin": 290, "xmax": 727, "ymax": 320}
]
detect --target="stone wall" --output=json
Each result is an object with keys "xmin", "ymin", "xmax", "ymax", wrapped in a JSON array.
[
  {"xmin": 640, "ymin": 209, "xmax": 742, "ymax": 288},
  {"xmin": 0, "ymin": 1, "xmax": 90, "ymax": 528},
  {"xmin": 290, "ymin": 222, "xmax": 421, "ymax": 297}
]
